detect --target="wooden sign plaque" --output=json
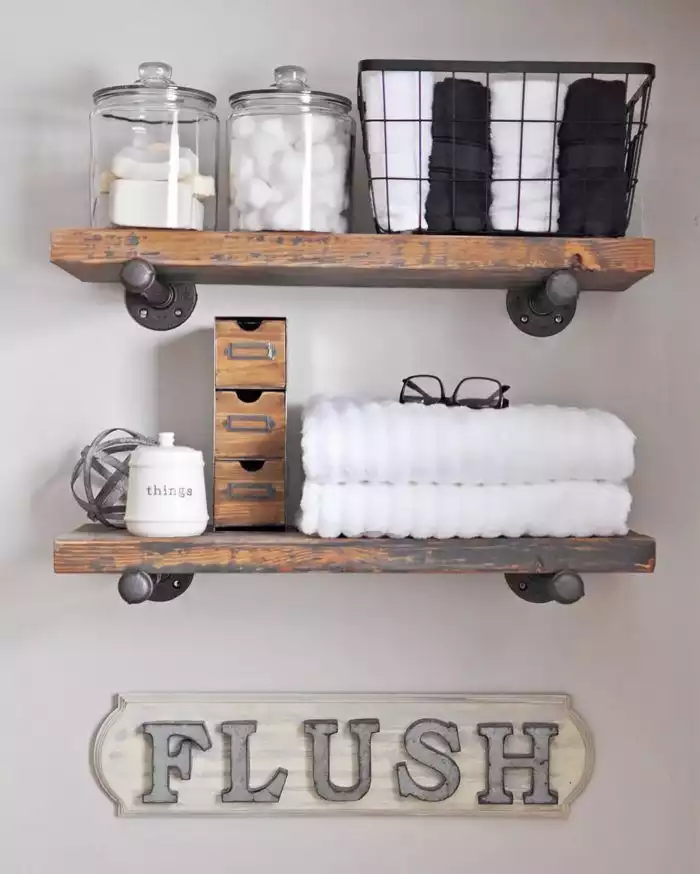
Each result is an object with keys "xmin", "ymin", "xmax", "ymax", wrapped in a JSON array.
[{"xmin": 94, "ymin": 692, "xmax": 593, "ymax": 818}]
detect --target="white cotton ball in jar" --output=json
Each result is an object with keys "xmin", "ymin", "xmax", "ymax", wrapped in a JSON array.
[
  {"xmin": 271, "ymin": 150, "xmax": 307, "ymax": 193},
  {"xmin": 310, "ymin": 143, "xmax": 337, "ymax": 177},
  {"xmin": 247, "ymin": 177, "xmax": 274, "ymax": 210},
  {"xmin": 241, "ymin": 210, "xmax": 264, "ymax": 231},
  {"xmin": 259, "ymin": 116, "xmax": 292, "ymax": 149},
  {"xmin": 313, "ymin": 175, "xmax": 345, "ymax": 212},
  {"xmin": 229, "ymin": 204, "xmax": 241, "ymax": 231},
  {"xmin": 267, "ymin": 198, "xmax": 306, "ymax": 231},
  {"xmin": 231, "ymin": 115, "xmax": 256, "ymax": 139},
  {"xmin": 283, "ymin": 115, "xmax": 303, "ymax": 148},
  {"xmin": 309, "ymin": 206, "xmax": 334, "ymax": 232},
  {"xmin": 329, "ymin": 214, "xmax": 348, "ymax": 233},
  {"xmin": 249, "ymin": 130, "xmax": 283, "ymax": 182},
  {"xmin": 309, "ymin": 113, "xmax": 337, "ymax": 144}
]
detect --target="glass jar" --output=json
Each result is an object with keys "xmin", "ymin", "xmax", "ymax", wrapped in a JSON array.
[
  {"xmin": 90, "ymin": 62, "xmax": 219, "ymax": 230},
  {"xmin": 228, "ymin": 66, "xmax": 354, "ymax": 233}
]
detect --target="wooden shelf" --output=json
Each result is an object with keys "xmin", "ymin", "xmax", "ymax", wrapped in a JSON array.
[
  {"xmin": 51, "ymin": 229, "xmax": 654, "ymax": 291},
  {"xmin": 54, "ymin": 526, "xmax": 656, "ymax": 576}
]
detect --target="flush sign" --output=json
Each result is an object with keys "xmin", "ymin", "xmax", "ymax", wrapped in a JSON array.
[{"xmin": 94, "ymin": 692, "xmax": 593, "ymax": 818}]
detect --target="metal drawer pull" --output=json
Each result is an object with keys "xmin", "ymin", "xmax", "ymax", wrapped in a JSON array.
[
  {"xmin": 224, "ymin": 341, "xmax": 276, "ymax": 361},
  {"xmin": 227, "ymin": 483, "xmax": 277, "ymax": 502},
  {"xmin": 224, "ymin": 414, "xmax": 276, "ymax": 433}
]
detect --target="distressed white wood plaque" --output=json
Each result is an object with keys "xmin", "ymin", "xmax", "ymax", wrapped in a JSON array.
[{"xmin": 94, "ymin": 692, "xmax": 593, "ymax": 818}]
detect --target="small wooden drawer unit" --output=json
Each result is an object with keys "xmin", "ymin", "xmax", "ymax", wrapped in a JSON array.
[
  {"xmin": 214, "ymin": 460, "xmax": 286, "ymax": 529},
  {"xmin": 214, "ymin": 317, "xmax": 287, "ymax": 530},
  {"xmin": 215, "ymin": 318, "xmax": 286, "ymax": 389}
]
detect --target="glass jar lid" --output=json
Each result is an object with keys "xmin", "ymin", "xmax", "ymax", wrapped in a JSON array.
[
  {"xmin": 229, "ymin": 66, "xmax": 352, "ymax": 114},
  {"xmin": 93, "ymin": 62, "xmax": 216, "ymax": 110}
]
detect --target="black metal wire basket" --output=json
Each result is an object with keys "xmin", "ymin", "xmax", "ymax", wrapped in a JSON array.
[{"xmin": 358, "ymin": 60, "xmax": 654, "ymax": 237}]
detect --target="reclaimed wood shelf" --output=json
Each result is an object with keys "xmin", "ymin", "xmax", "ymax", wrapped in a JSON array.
[
  {"xmin": 51, "ymin": 228, "xmax": 654, "ymax": 291},
  {"xmin": 54, "ymin": 526, "xmax": 656, "ymax": 576}
]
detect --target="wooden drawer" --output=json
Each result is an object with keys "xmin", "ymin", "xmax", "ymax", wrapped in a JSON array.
[
  {"xmin": 215, "ymin": 319, "xmax": 286, "ymax": 389},
  {"xmin": 215, "ymin": 390, "xmax": 286, "ymax": 460},
  {"xmin": 214, "ymin": 460, "xmax": 285, "ymax": 528}
]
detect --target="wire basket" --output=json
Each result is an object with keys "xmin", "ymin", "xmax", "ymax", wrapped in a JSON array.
[{"xmin": 358, "ymin": 60, "xmax": 654, "ymax": 237}]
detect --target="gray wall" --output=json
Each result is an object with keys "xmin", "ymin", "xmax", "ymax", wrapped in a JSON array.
[{"xmin": 1, "ymin": 0, "xmax": 698, "ymax": 871}]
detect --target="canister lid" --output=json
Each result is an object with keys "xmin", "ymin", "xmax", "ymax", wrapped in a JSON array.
[
  {"xmin": 93, "ymin": 62, "xmax": 216, "ymax": 110},
  {"xmin": 229, "ymin": 65, "xmax": 352, "ymax": 114},
  {"xmin": 129, "ymin": 432, "xmax": 204, "ymax": 467}
]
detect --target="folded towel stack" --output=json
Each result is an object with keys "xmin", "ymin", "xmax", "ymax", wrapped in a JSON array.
[
  {"xmin": 425, "ymin": 78, "xmax": 491, "ymax": 232},
  {"xmin": 299, "ymin": 398, "xmax": 635, "ymax": 539},
  {"xmin": 558, "ymin": 78, "xmax": 628, "ymax": 236},
  {"xmin": 362, "ymin": 70, "xmax": 434, "ymax": 231},
  {"xmin": 489, "ymin": 78, "xmax": 567, "ymax": 232}
]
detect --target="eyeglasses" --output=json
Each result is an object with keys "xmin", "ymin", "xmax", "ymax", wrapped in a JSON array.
[{"xmin": 399, "ymin": 375, "xmax": 511, "ymax": 409}]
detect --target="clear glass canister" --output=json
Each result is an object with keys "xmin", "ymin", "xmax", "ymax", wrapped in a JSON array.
[
  {"xmin": 228, "ymin": 66, "xmax": 355, "ymax": 233},
  {"xmin": 90, "ymin": 62, "xmax": 219, "ymax": 230}
]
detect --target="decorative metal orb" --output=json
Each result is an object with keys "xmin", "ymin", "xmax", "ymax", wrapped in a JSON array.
[{"xmin": 70, "ymin": 428, "xmax": 156, "ymax": 528}]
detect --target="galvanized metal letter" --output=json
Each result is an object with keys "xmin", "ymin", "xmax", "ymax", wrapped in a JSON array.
[
  {"xmin": 220, "ymin": 721, "xmax": 288, "ymax": 803},
  {"xmin": 304, "ymin": 718, "xmax": 380, "ymax": 802},
  {"xmin": 477, "ymin": 722, "xmax": 559, "ymax": 805},
  {"xmin": 141, "ymin": 721, "xmax": 212, "ymax": 804},
  {"xmin": 395, "ymin": 719, "xmax": 461, "ymax": 802}
]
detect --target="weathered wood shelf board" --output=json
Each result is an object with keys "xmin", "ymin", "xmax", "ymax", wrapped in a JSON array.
[
  {"xmin": 54, "ymin": 527, "xmax": 656, "ymax": 576},
  {"xmin": 51, "ymin": 229, "xmax": 654, "ymax": 291}
]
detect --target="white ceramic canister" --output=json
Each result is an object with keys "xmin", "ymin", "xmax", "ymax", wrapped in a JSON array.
[{"xmin": 125, "ymin": 432, "xmax": 208, "ymax": 537}]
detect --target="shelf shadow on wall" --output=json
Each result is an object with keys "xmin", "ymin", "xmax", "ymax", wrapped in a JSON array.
[{"xmin": 155, "ymin": 327, "xmax": 215, "ymax": 496}]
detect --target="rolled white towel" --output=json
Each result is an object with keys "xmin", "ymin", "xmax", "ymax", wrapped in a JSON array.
[
  {"xmin": 490, "ymin": 77, "xmax": 566, "ymax": 232},
  {"xmin": 299, "ymin": 481, "xmax": 632, "ymax": 539},
  {"xmin": 362, "ymin": 70, "xmax": 434, "ymax": 232},
  {"xmin": 362, "ymin": 70, "xmax": 434, "ymax": 122},
  {"xmin": 302, "ymin": 398, "xmax": 635, "ymax": 486}
]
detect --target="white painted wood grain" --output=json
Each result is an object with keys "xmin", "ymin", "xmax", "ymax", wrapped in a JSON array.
[{"xmin": 93, "ymin": 692, "xmax": 593, "ymax": 818}]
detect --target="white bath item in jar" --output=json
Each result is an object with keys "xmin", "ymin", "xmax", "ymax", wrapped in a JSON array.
[
  {"xmin": 227, "ymin": 65, "xmax": 354, "ymax": 232},
  {"xmin": 111, "ymin": 142, "xmax": 199, "ymax": 181},
  {"xmin": 125, "ymin": 432, "xmax": 208, "ymax": 538},
  {"xmin": 109, "ymin": 179, "xmax": 204, "ymax": 230},
  {"xmin": 90, "ymin": 62, "xmax": 219, "ymax": 230}
]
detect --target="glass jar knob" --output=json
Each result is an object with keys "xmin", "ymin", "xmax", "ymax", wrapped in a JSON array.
[
  {"xmin": 137, "ymin": 62, "xmax": 174, "ymax": 85},
  {"xmin": 273, "ymin": 65, "xmax": 309, "ymax": 92}
]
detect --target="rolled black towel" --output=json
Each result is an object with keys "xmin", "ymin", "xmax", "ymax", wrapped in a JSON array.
[
  {"xmin": 558, "ymin": 78, "xmax": 628, "ymax": 236},
  {"xmin": 426, "ymin": 78, "xmax": 491, "ymax": 232}
]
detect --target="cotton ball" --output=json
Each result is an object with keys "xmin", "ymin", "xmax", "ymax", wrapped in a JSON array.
[
  {"xmin": 268, "ymin": 198, "xmax": 304, "ymax": 231},
  {"xmin": 310, "ymin": 206, "xmax": 333, "ymax": 232},
  {"xmin": 241, "ymin": 210, "xmax": 264, "ymax": 231},
  {"xmin": 332, "ymin": 141, "xmax": 349, "ymax": 173},
  {"xmin": 249, "ymin": 129, "xmax": 283, "ymax": 181},
  {"xmin": 283, "ymin": 116, "xmax": 303, "ymax": 147},
  {"xmin": 229, "ymin": 205, "xmax": 241, "ymax": 231},
  {"xmin": 259, "ymin": 116, "xmax": 292, "ymax": 149},
  {"xmin": 309, "ymin": 113, "xmax": 336, "ymax": 143},
  {"xmin": 231, "ymin": 115, "xmax": 256, "ymax": 138},
  {"xmin": 330, "ymin": 214, "xmax": 348, "ymax": 234},
  {"xmin": 311, "ymin": 143, "xmax": 335, "ymax": 176},
  {"xmin": 247, "ymin": 177, "xmax": 274, "ymax": 210},
  {"xmin": 271, "ymin": 149, "xmax": 306, "ymax": 192},
  {"xmin": 314, "ymin": 175, "xmax": 344, "ymax": 212}
]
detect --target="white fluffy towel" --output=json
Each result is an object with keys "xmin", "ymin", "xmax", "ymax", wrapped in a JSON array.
[
  {"xmin": 302, "ymin": 398, "xmax": 635, "ymax": 487},
  {"xmin": 361, "ymin": 70, "xmax": 434, "ymax": 231},
  {"xmin": 490, "ymin": 77, "xmax": 567, "ymax": 232},
  {"xmin": 299, "ymin": 481, "xmax": 631, "ymax": 539}
]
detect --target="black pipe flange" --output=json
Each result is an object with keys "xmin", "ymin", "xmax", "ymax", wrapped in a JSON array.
[
  {"xmin": 121, "ymin": 258, "xmax": 197, "ymax": 331},
  {"xmin": 505, "ymin": 571, "xmax": 585, "ymax": 605},
  {"xmin": 118, "ymin": 570, "xmax": 194, "ymax": 604},
  {"xmin": 507, "ymin": 269, "xmax": 580, "ymax": 337}
]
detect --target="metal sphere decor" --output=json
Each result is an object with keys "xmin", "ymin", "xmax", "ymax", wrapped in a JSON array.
[{"xmin": 70, "ymin": 428, "xmax": 156, "ymax": 528}]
